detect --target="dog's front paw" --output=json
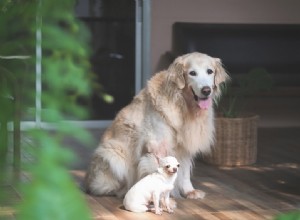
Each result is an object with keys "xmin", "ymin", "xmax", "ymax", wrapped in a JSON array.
[
  {"xmin": 186, "ymin": 189, "xmax": 206, "ymax": 199},
  {"xmin": 154, "ymin": 209, "xmax": 162, "ymax": 215},
  {"xmin": 165, "ymin": 198, "xmax": 177, "ymax": 210},
  {"xmin": 167, "ymin": 207, "xmax": 174, "ymax": 214},
  {"xmin": 161, "ymin": 198, "xmax": 177, "ymax": 212}
]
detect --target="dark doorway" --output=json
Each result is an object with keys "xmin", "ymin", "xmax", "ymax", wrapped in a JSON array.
[{"xmin": 76, "ymin": 0, "xmax": 135, "ymax": 120}]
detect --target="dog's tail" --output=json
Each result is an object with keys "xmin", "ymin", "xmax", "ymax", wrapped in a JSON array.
[
  {"xmin": 137, "ymin": 153, "xmax": 158, "ymax": 180},
  {"xmin": 96, "ymin": 140, "xmax": 129, "ymax": 182},
  {"xmin": 84, "ymin": 140, "xmax": 131, "ymax": 196}
]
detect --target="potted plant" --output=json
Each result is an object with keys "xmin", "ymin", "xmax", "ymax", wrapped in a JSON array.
[{"xmin": 204, "ymin": 68, "xmax": 273, "ymax": 166}]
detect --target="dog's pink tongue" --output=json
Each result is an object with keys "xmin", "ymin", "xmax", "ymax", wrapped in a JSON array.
[{"xmin": 198, "ymin": 98, "xmax": 212, "ymax": 110}]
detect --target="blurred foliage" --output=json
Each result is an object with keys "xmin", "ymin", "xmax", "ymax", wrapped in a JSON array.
[
  {"xmin": 275, "ymin": 211, "xmax": 300, "ymax": 220},
  {"xmin": 217, "ymin": 68, "xmax": 274, "ymax": 118},
  {"xmin": 0, "ymin": 0, "xmax": 34, "ymax": 189},
  {"xmin": 0, "ymin": 0, "xmax": 94, "ymax": 219}
]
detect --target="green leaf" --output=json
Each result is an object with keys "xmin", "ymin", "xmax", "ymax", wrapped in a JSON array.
[
  {"xmin": 274, "ymin": 211, "xmax": 300, "ymax": 220},
  {"xmin": 103, "ymin": 94, "xmax": 114, "ymax": 104}
]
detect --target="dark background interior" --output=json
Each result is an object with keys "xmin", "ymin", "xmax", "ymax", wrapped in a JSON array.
[
  {"xmin": 77, "ymin": 0, "xmax": 135, "ymax": 120},
  {"xmin": 172, "ymin": 22, "xmax": 300, "ymax": 87}
]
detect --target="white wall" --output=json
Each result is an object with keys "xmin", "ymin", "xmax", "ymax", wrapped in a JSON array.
[{"xmin": 151, "ymin": 0, "xmax": 300, "ymax": 72}]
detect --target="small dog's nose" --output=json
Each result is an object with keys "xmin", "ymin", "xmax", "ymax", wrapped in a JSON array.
[
  {"xmin": 201, "ymin": 86, "xmax": 211, "ymax": 97},
  {"xmin": 173, "ymin": 167, "xmax": 177, "ymax": 172}
]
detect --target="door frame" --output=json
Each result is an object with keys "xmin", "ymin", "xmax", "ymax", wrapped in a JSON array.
[{"xmin": 20, "ymin": 0, "xmax": 152, "ymax": 130}]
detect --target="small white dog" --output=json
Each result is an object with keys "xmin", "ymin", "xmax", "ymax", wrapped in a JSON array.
[{"xmin": 123, "ymin": 156, "xmax": 180, "ymax": 215}]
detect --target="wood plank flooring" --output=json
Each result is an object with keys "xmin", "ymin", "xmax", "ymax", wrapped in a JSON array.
[
  {"xmin": 1, "ymin": 128, "xmax": 299, "ymax": 220},
  {"xmin": 72, "ymin": 128, "xmax": 300, "ymax": 220}
]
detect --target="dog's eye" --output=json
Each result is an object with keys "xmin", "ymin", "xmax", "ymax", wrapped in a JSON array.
[
  {"xmin": 207, "ymin": 69, "xmax": 213, "ymax": 75},
  {"xmin": 189, "ymin": 71, "xmax": 197, "ymax": 76},
  {"xmin": 177, "ymin": 164, "xmax": 180, "ymax": 168},
  {"xmin": 165, "ymin": 165, "xmax": 170, "ymax": 169}
]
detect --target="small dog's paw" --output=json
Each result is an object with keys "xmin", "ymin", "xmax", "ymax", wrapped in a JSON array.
[
  {"xmin": 151, "ymin": 207, "xmax": 163, "ymax": 215},
  {"xmin": 155, "ymin": 209, "xmax": 162, "ymax": 215},
  {"xmin": 161, "ymin": 198, "xmax": 177, "ymax": 212},
  {"xmin": 169, "ymin": 198, "xmax": 177, "ymax": 209},
  {"xmin": 167, "ymin": 208, "xmax": 174, "ymax": 214},
  {"xmin": 186, "ymin": 189, "xmax": 206, "ymax": 199}
]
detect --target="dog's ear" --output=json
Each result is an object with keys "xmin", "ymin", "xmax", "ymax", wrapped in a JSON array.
[
  {"xmin": 214, "ymin": 58, "xmax": 230, "ymax": 88},
  {"xmin": 168, "ymin": 57, "xmax": 185, "ymax": 89},
  {"xmin": 213, "ymin": 58, "xmax": 230, "ymax": 101}
]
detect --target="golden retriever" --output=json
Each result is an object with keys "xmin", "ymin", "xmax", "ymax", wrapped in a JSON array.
[{"xmin": 85, "ymin": 52, "xmax": 229, "ymax": 199}]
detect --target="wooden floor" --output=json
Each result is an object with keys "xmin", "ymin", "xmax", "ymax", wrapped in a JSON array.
[
  {"xmin": 71, "ymin": 128, "xmax": 300, "ymax": 220},
  {"xmin": 1, "ymin": 128, "xmax": 300, "ymax": 219}
]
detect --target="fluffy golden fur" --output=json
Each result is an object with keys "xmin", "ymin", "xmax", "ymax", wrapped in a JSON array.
[{"xmin": 84, "ymin": 52, "xmax": 229, "ymax": 198}]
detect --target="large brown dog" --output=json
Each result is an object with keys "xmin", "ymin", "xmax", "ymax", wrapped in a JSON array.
[{"xmin": 85, "ymin": 52, "xmax": 229, "ymax": 199}]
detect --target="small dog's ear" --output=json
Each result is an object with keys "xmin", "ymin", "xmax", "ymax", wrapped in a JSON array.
[
  {"xmin": 154, "ymin": 153, "xmax": 162, "ymax": 164},
  {"xmin": 168, "ymin": 57, "xmax": 185, "ymax": 89}
]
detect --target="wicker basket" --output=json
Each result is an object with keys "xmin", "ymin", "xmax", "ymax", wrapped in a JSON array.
[{"xmin": 203, "ymin": 115, "xmax": 259, "ymax": 166}]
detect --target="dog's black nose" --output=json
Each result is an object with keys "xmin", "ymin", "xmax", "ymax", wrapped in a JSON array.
[
  {"xmin": 173, "ymin": 167, "xmax": 177, "ymax": 172},
  {"xmin": 201, "ymin": 86, "xmax": 211, "ymax": 96}
]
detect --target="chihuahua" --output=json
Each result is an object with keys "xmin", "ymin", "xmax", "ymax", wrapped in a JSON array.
[{"xmin": 123, "ymin": 155, "xmax": 180, "ymax": 215}]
